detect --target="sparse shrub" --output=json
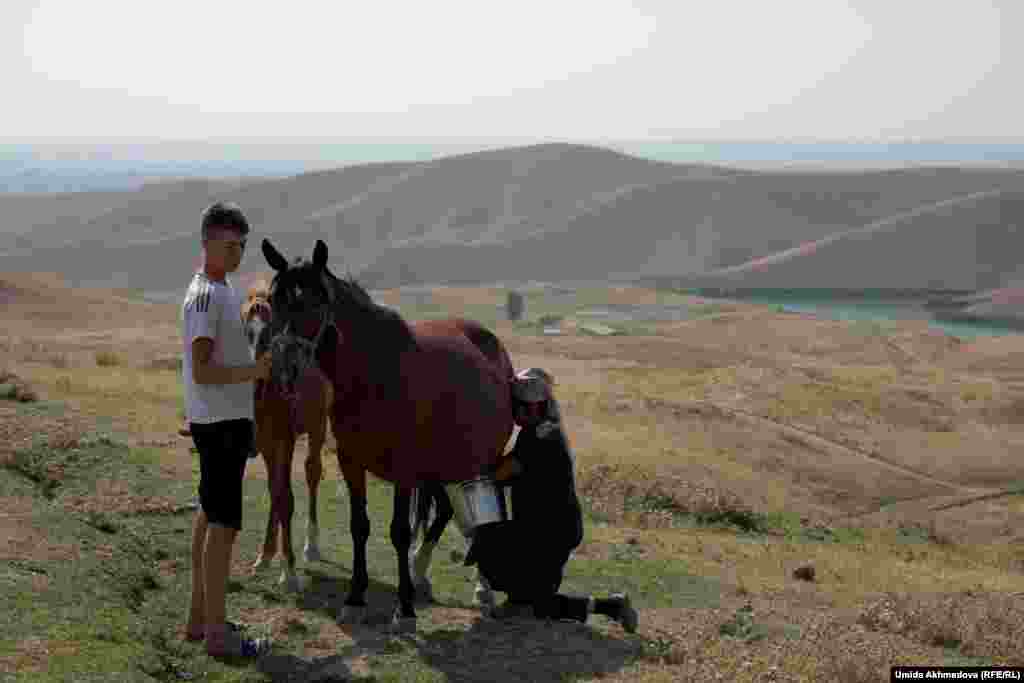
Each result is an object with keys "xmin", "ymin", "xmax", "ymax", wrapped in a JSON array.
[
  {"xmin": 577, "ymin": 462, "xmax": 761, "ymax": 531},
  {"xmin": 719, "ymin": 604, "xmax": 768, "ymax": 642},
  {"xmin": 95, "ymin": 350, "xmax": 121, "ymax": 367},
  {"xmin": 857, "ymin": 592, "xmax": 1024, "ymax": 664},
  {"xmin": 0, "ymin": 370, "xmax": 39, "ymax": 402},
  {"xmin": 85, "ymin": 511, "xmax": 120, "ymax": 534},
  {"xmin": 56, "ymin": 376, "xmax": 72, "ymax": 393}
]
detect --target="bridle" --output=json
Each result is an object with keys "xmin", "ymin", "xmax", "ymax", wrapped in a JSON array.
[{"xmin": 265, "ymin": 300, "xmax": 336, "ymax": 432}]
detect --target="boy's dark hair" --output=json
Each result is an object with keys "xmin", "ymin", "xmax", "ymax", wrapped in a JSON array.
[{"xmin": 201, "ymin": 201, "xmax": 250, "ymax": 240}]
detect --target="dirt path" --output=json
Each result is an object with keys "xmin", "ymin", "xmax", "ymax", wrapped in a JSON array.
[{"xmin": 682, "ymin": 399, "xmax": 980, "ymax": 495}]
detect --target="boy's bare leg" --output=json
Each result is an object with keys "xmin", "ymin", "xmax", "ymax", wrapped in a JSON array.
[
  {"xmin": 203, "ymin": 523, "xmax": 239, "ymax": 651},
  {"xmin": 187, "ymin": 509, "xmax": 209, "ymax": 639}
]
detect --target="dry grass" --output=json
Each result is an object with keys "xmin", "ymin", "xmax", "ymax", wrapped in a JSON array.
[
  {"xmin": 4, "ymin": 275, "xmax": 1024, "ymax": 680},
  {"xmin": 858, "ymin": 591, "xmax": 1024, "ymax": 664}
]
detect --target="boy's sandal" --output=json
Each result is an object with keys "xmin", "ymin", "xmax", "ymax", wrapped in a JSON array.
[{"xmin": 206, "ymin": 630, "xmax": 272, "ymax": 659}]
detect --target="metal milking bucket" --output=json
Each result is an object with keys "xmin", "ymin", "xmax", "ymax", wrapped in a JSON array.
[{"xmin": 445, "ymin": 477, "xmax": 509, "ymax": 537}]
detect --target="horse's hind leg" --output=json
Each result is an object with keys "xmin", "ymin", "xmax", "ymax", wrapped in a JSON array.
[
  {"xmin": 390, "ymin": 486, "xmax": 417, "ymax": 631},
  {"xmin": 338, "ymin": 460, "xmax": 370, "ymax": 625},
  {"xmin": 303, "ymin": 426, "xmax": 325, "ymax": 563},
  {"xmin": 411, "ymin": 483, "xmax": 453, "ymax": 603}
]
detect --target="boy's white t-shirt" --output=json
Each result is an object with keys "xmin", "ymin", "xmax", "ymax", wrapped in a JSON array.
[{"xmin": 181, "ymin": 271, "xmax": 254, "ymax": 424}]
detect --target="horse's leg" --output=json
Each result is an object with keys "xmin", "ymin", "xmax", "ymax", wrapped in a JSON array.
[
  {"xmin": 303, "ymin": 425, "xmax": 325, "ymax": 563},
  {"xmin": 338, "ymin": 459, "xmax": 370, "ymax": 624},
  {"xmin": 411, "ymin": 483, "xmax": 453, "ymax": 603},
  {"xmin": 390, "ymin": 486, "xmax": 417, "ymax": 631},
  {"xmin": 277, "ymin": 435, "xmax": 301, "ymax": 591},
  {"xmin": 253, "ymin": 447, "xmax": 277, "ymax": 570}
]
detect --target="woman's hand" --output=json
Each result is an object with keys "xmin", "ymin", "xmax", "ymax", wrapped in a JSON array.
[{"xmin": 494, "ymin": 455, "xmax": 523, "ymax": 482}]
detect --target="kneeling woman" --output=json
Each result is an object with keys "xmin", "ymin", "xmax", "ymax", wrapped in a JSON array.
[{"xmin": 464, "ymin": 368, "xmax": 638, "ymax": 633}]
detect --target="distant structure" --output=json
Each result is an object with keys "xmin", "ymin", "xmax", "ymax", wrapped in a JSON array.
[{"xmin": 506, "ymin": 290, "xmax": 525, "ymax": 321}]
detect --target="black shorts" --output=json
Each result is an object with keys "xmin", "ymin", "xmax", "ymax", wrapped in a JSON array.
[{"xmin": 190, "ymin": 418, "xmax": 254, "ymax": 531}]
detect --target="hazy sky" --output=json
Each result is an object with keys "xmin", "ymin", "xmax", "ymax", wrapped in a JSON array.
[{"xmin": 3, "ymin": 0, "xmax": 1019, "ymax": 141}]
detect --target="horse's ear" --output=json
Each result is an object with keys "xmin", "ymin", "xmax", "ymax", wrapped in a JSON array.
[
  {"xmin": 313, "ymin": 240, "xmax": 328, "ymax": 270},
  {"xmin": 263, "ymin": 238, "xmax": 288, "ymax": 272}
]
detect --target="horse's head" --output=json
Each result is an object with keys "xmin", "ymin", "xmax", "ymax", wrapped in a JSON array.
[
  {"xmin": 262, "ymin": 238, "xmax": 417, "ymax": 397},
  {"xmin": 261, "ymin": 238, "xmax": 349, "ymax": 396}
]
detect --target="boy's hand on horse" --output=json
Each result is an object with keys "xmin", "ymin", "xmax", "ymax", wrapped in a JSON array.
[
  {"xmin": 191, "ymin": 339, "xmax": 272, "ymax": 385},
  {"xmin": 254, "ymin": 353, "xmax": 272, "ymax": 381}
]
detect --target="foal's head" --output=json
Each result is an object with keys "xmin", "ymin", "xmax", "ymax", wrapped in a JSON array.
[{"xmin": 242, "ymin": 279, "xmax": 274, "ymax": 360}]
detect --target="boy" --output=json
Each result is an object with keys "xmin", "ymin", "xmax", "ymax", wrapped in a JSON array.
[{"xmin": 181, "ymin": 201, "xmax": 273, "ymax": 658}]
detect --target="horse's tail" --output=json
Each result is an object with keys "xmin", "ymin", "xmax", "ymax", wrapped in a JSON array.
[{"xmin": 411, "ymin": 482, "xmax": 438, "ymax": 544}]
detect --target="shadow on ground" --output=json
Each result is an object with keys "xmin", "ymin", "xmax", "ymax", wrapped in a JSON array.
[{"xmin": 251, "ymin": 565, "xmax": 642, "ymax": 682}]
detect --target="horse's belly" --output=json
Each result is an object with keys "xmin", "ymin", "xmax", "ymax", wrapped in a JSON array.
[{"xmin": 337, "ymin": 410, "xmax": 511, "ymax": 487}]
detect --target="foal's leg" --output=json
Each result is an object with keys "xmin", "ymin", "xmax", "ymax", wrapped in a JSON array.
[
  {"xmin": 338, "ymin": 459, "xmax": 370, "ymax": 624},
  {"xmin": 275, "ymin": 436, "xmax": 301, "ymax": 591},
  {"xmin": 411, "ymin": 483, "xmax": 453, "ymax": 603},
  {"xmin": 253, "ymin": 447, "xmax": 278, "ymax": 570},
  {"xmin": 303, "ymin": 421, "xmax": 326, "ymax": 563},
  {"xmin": 390, "ymin": 486, "xmax": 417, "ymax": 630}
]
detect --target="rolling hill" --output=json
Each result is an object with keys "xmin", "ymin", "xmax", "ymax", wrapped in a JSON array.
[{"xmin": 2, "ymin": 143, "xmax": 1024, "ymax": 298}]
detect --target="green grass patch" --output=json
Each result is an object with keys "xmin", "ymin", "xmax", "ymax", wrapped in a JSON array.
[
  {"xmin": 0, "ymin": 445, "xmax": 199, "ymax": 681},
  {"xmin": 618, "ymin": 496, "xmax": 868, "ymax": 545},
  {"xmin": 0, "ymin": 427, "xmax": 708, "ymax": 681},
  {"xmin": 12, "ymin": 399, "xmax": 67, "ymax": 419}
]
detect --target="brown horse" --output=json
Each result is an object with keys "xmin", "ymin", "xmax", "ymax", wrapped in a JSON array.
[
  {"xmin": 242, "ymin": 280, "xmax": 335, "ymax": 591},
  {"xmin": 260, "ymin": 238, "xmax": 515, "ymax": 629}
]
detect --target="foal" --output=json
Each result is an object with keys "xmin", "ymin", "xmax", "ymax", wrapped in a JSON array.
[{"xmin": 243, "ymin": 280, "xmax": 335, "ymax": 590}]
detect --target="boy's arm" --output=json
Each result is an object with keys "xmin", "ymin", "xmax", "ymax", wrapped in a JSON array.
[{"xmin": 192, "ymin": 338, "xmax": 265, "ymax": 385}]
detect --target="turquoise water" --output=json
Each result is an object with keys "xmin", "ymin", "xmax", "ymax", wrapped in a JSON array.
[
  {"xmin": 776, "ymin": 301, "xmax": 1017, "ymax": 340},
  {"xmin": 691, "ymin": 291, "xmax": 1021, "ymax": 340}
]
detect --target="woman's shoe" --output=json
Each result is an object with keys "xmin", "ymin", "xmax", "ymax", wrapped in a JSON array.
[{"xmin": 607, "ymin": 593, "xmax": 638, "ymax": 634}]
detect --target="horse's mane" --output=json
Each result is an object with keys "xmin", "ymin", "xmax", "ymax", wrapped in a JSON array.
[{"xmin": 324, "ymin": 267, "xmax": 418, "ymax": 352}]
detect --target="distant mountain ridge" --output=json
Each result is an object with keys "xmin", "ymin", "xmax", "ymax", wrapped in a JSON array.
[{"xmin": 2, "ymin": 143, "xmax": 1024, "ymax": 305}]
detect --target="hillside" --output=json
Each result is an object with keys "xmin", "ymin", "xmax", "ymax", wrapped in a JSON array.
[
  {"xmin": 682, "ymin": 190, "xmax": 1024, "ymax": 291},
  {"xmin": 2, "ymin": 144, "xmax": 1024, "ymax": 295}
]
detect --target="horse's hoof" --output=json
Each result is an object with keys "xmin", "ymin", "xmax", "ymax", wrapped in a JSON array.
[
  {"xmin": 390, "ymin": 612, "xmax": 417, "ymax": 634},
  {"xmin": 303, "ymin": 544, "xmax": 322, "ymax": 563},
  {"xmin": 474, "ymin": 588, "xmax": 496, "ymax": 610},
  {"xmin": 414, "ymin": 578, "xmax": 434, "ymax": 603},
  {"xmin": 279, "ymin": 572, "xmax": 302, "ymax": 592},
  {"xmin": 338, "ymin": 604, "xmax": 368, "ymax": 625}
]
